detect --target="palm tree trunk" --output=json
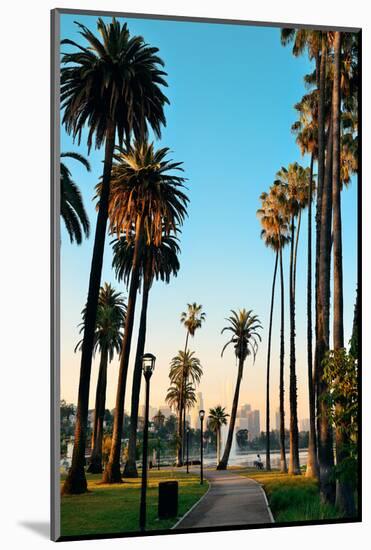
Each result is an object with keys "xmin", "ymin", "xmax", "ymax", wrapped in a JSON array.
[
  {"xmin": 123, "ymin": 267, "xmax": 151, "ymax": 478},
  {"xmin": 266, "ymin": 251, "xmax": 279, "ymax": 471},
  {"xmin": 217, "ymin": 358, "xmax": 244, "ymax": 470},
  {"xmin": 293, "ymin": 209, "xmax": 302, "ymax": 294},
  {"xmin": 87, "ymin": 347, "xmax": 109, "ymax": 474},
  {"xmin": 289, "ymin": 215, "xmax": 301, "ymax": 475},
  {"xmin": 217, "ymin": 427, "xmax": 221, "ymax": 465},
  {"xmin": 102, "ymin": 216, "xmax": 145, "ymax": 483},
  {"xmin": 314, "ymin": 34, "xmax": 327, "ymax": 419},
  {"xmin": 279, "ymin": 242, "xmax": 288, "ymax": 472},
  {"xmin": 62, "ymin": 120, "xmax": 115, "ymax": 495},
  {"xmin": 317, "ymin": 115, "xmax": 336, "ymax": 505},
  {"xmin": 306, "ymin": 154, "xmax": 319, "ymax": 479},
  {"xmin": 332, "ymin": 32, "xmax": 355, "ymax": 516}
]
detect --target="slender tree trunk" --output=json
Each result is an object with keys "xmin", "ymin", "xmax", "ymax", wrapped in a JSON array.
[
  {"xmin": 279, "ymin": 241, "xmax": 288, "ymax": 472},
  {"xmin": 314, "ymin": 35, "xmax": 327, "ymax": 429},
  {"xmin": 331, "ymin": 32, "xmax": 355, "ymax": 516},
  {"xmin": 103, "ymin": 216, "xmax": 145, "ymax": 483},
  {"xmin": 123, "ymin": 267, "xmax": 151, "ymax": 478},
  {"xmin": 62, "ymin": 121, "xmax": 116, "ymax": 495},
  {"xmin": 317, "ymin": 115, "xmax": 336, "ymax": 505},
  {"xmin": 217, "ymin": 427, "xmax": 221, "ymax": 465},
  {"xmin": 266, "ymin": 252, "xmax": 279, "ymax": 471},
  {"xmin": 293, "ymin": 209, "xmax": 302, "ymax": 294},
  {"xmin": 217, "ymin": 358, "xmax": 244, "ymax": 470},
  {"xmin": 289, "ymin": 216, "xmax": 301, "ymax": 475},
  {"xmin": 306, "ymin": 154, "xmax": 319, "ymax": 479},
  {"xmin": 87, "ymin": 347, "xmax": 109, "ymax": 474}
]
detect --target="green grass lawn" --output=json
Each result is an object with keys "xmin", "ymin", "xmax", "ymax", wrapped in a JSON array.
[
  {"xmin": 60, "ymin": 468, "xmax": 207, "ymax": 537},
  {"xmin": 236, "ymin": 468, "xmax": 342, "ymax": 523}
]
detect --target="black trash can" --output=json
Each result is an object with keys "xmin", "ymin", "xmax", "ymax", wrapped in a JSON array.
[{"xmin": 158, "ymin": 481, "xmax": 178, "ymax": 519}]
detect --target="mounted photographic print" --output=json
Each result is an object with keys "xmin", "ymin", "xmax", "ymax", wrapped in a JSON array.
[{"xmin": 51, "ymin": 8, "xmax": 361, "ymax": 542}]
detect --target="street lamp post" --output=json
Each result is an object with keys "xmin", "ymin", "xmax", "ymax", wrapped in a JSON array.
[
  {"xmin": 199, "ymin": 409, "xmax": 205, "ymax": 485},
  {"xmin": 139, "ymin": 353, "xmax": 156, "ymax": 532},
  {"xmin": 186, "ymin": 428, "xmax": 190, "ymax": 474}
]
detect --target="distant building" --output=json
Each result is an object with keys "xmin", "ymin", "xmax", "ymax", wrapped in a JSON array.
[
  {"xmin": 300, "ymin": 418, "xmax": 310, "ymax": 432},
  {"xmin": 235, "ymin": 406, "xmax": 260, "ymax": 440},
  {"xmin": 159, "ymin": 406, "xmax": 172, "ymax": 418},
  {"xmin": 247, "ymin": 410, "xmax": 260, "ymax": 440},
  {"xmin": 275, "ymin": 408, "xmax": 280, "ymax": 431},
  {"xmin": 238, "ymin": 403, "xmax": 252, "ymax": 418},
  {"xmin": 139, "ymin": 404, "xmax": 156, "ymax": 420}
]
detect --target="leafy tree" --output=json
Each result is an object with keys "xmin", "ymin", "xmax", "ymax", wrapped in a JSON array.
[
  {"xmin": 61, "ymin": 17, "xmax": 169, "ymax": 494},
  {"xmin": 75, "ymin": 283, "xmax": 126, "ymax": 473},
  {"xmin": 60, "ymin": 152, "xmax": 90, "ymax": 244},
  {"xmin": 178, "ymin": 303, "xmax": 206, "ymax": 465},
  {"xmin": 323, "ymin": 348, "xmax": 358, "ymax": 516},
  {"xmin": 217, "ymin": 309, "xmax": 262, "ymax": 470},
  {"xmin": 116, "ymin": 233, "xmax": 180, "ymax": 477},
  {"xmin": 274, "ymin": 163, "xmax": 311, "ymax": 474},
  {"xmin": 102, "ymin": 142, "xmax": 188, "ymax": 483},
  {"xmin": 258, "ymin": 192, "xmax": 289, "ymax": 471},
  {"xmin": 208, "ymin": 406, "xmax": 229, "ymax": 464}
]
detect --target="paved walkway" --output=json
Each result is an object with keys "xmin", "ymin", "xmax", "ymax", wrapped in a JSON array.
[{"xmin": 175, "ymin": 469, "xmax": 273, "ymax": 529}]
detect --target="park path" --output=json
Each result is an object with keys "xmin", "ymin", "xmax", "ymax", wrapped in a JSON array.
[{"xmin": 175, "ymin": 469, "xmax": 273, "ymax": 529}]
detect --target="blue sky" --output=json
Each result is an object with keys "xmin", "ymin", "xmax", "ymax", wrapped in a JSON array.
[{"xmin": 60, "ymin": 14, "xmax": 357, "ymax": 426}]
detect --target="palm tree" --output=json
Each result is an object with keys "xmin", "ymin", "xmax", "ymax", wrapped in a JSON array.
[
  {"xmin": 166, "ymin": 380, "xmax": 197, "ymax": 414},
  {"xmin": 257, "ymin": 195, "xmax": 290, "ymax": 471},
  {"xmin": 217, "ymin": 310, "xmax": 262, "ymax": 470},
  {"xmin": 292, "ymin": 94, "xmax": 319, "ymax": 479},
  {"xmin": 102, "ymin": 142, "xmax": 188, "ymax": 483},
  {"xmin": 208, "ymin": 406, "xmax": 229, "ymax": 465},
  {"xmin": 75, "ymin": 283, "xmax": 126, "ymax": 473},
  {"xmin": 114, "ymin": 233, "xmax": 180, "ymax": 478},
  {"xmin": 178, "ymin": 304, "xmax": 206, "ymax": 465},
  {"xmin": 331, "ymin": 31, "xmax": 357, "ymax": 516},
  {"xmin": 61, "ymin": 18, "xmax": 169, "ymax": 494},
  {"xmin": 169, "ymin": 350, "xmax": 203, "ymax": 387},
  {"xmin": 275, "ymin": 163, "xmax": 310, "ymax": 475},
  {"xmin": 60, "ymin": 152, "xmax": 90, "ymax": 244},
  {"xmin": 169, "ymin": 348, "xmax": 203, "ymax": 464}
]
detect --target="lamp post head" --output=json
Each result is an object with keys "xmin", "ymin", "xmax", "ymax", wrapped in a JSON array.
[
  {"xmin": 199, "ymin": 409, "xmax": 205, "ymax": 422},
  {"xmin": 142, "ymin": 353, "xmax": 156, "ymax": 379}
]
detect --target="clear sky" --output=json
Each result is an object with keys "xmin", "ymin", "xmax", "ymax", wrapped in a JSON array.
[{"xmin": 60, "ymin": 13, "xmax": 358, "ymax": 428}]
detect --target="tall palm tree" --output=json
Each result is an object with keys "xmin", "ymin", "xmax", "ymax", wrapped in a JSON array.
[
  {"xmin": 208, "ymin": 406, "xmax": 229, "ymax": 465},
  {"xmin": 60, "ymin": 152, "xmax": 91, "ymax": 244},
  {"xmin": 257, "ymin": 194, "xmax": 290, "ymax": 471},
  {"xmin": 263, "ymin": 185, "xmax": 291, "ymax": 473},
  {"xmin": 331, "ymin": 31, "xmax": 356, "ymax": 516},
  {"xmin": 292, "ymin": 94, "xmax": 319, "ymax": 479},
  {"xmin": 113, "ymin": 233, "xmax": 180, "ymax": 478},
  {"xmin": 61, "ymin": 18, "xmax": 169, "ymax": 494},
  {"xmin": 275, "ymin": 163, "xmax": 310, "ymax": 475},
  {"xmin": 178, "ymin": 304, "xmax": 206, "ymax": 465},
  {"xmin": 217, "ymin": 309, "xmax": 262, "ymax": 470},
  {"xmin": 102, "ymin": 142, "xmax": 188, "ymax": 483},
  {"xmin": 169, "ymin": 349, "xmax": 203, "ymax": 465},
  {"xmin": 75, "ymin": 283, "xmax": 126, "ymax": 473}
]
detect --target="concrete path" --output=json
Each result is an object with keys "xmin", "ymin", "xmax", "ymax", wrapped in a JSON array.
[{"xmin": 175, "ymin": 469, "xmax": 273, "ymax": 529}]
